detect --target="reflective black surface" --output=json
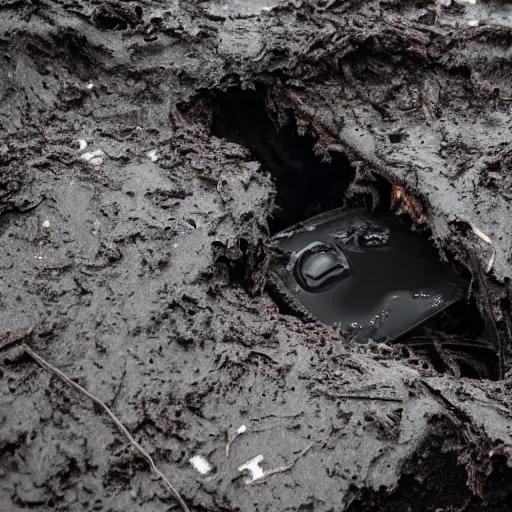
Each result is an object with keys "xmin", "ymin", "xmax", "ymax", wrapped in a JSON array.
[{"xmin": 273, "ymin": 208, "xmax": 468, "ymax": 342}]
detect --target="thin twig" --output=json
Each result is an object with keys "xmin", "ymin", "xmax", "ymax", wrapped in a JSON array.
[
  {"xmin": 0, "ymin": 327, "xmax": 34, "ymax": 352},
  {"xmin": 247, "ymin": 443, "xmax": 313, "ymax": 486},
  {"xmin": 226, "ymin": 424, "xmax": 247, "ymax": 458},
  {"xmin": 20, "ymin": 344, "xmax": 190, "ymax": 512},
  {"xmin": 336, "ymin": 395, "xmax": 403, "ymax": 402},
  {"xmin": 456, "ymin": 217, "xmax": 496, "ymax": 274}
]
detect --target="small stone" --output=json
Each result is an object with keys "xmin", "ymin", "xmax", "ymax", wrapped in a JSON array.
[
  {"xmin": 147, "ymin": 149, "xmax": 159, "ymax": 162},
  {"xmin": 189, "ymin": 455, "xmax": 213, "ymax": 475},
  {"xmin": 80, "ymin": 150, "xmax": 105, "ymax": 166},
  {"xmin": 89, "ymin": 156, "xmax": 103, "ymax": 166}
]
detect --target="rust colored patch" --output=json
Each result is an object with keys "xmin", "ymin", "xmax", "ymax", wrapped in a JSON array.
[{"xmin": 391, "ymin": 185, "xmax": 425, "ymax": 223}]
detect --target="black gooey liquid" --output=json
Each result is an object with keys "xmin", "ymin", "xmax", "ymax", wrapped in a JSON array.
[{"xmin": 273, "ymin": 208, "xmax": 468, "ymax": 342}]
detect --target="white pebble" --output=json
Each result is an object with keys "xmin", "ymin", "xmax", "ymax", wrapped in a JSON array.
[
  {"xmin": 147, "ymin": 149, "xmax": 159, "ymax": 162},
  {"xmin": 189, "ymin": 455, "xmax": 213, "ymax": 475},
  {"xmin": 455, "ymin": 0, "xmax": 476, "ymax": 4},
  {"xmin": 237, "ymin": 425, "xmax": 247, "ymax": 434},
  {"xmin": 80, "ymin": 149, "xmax": 105, "ymax": 166},
  {"xmin": 42, "ymin": 220, "xmax": 50, "ymax": 229},
  {"xmin": 86, "ymin": 83, "xmax": 94, "ymax": 90},
  {"xmin": 467, "ymin": 19, "xmax": 479, "ymax": 26},
  {"xmin": 89, "ymin": 156, "xmax": 103, "ymax": 166},
  {"xmin": 79, "ymin": 139, "xmax": 88, "ymax": 151}
]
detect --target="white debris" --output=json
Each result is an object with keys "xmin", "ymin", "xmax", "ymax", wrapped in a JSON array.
[
  {"xmin": 237, "ymin": 425, "xmax": 247, "ymax": 434},
  {"xmin": 86, "ymin": 83, "xmax": 94, "ymax": 90},
  {"xmin": 147, "ymin": 149, "xmax": 159, "ymax": 162},
  {"xmin": 455, "ymin": 0, "xmax": 476, "ymax": 4},
  {"xmin": 456, "ymin": 216, "xmax": 496, "ymax": 274},
  {"xmin": 79, "ymin": 139, "xmax": 88, "ymax": 151},
  {"xmin": 42, "ymin": 220, "xmax": 50, "ymax": 229},
  {"xmin": 467, "ymin": 19, "xmax": 479, "ymax": 26},
  {"xmin": 80, "ymin": 149, "xmax": 105, "ymax": 167},
  {"xmin": 189, "ymin": 455, "xmax": 213, "ymax": 475},
  {"xmin": 438, "ymin": 0, "xmax": 451, "ymax": 6},
  {"xmin": 238, "ymin": 455, "xmax": 265, "ymax": 483}
]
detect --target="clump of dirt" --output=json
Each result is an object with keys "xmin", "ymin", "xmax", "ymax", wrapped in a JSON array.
[
  {"xmin": 2, "ymin": 1, "xmax": 512, "ymax": 511},
  {"xmin": 346, "ymin": 417, "xmax": 473, "ymax": 512},
  {"xmin": 346, "ymin": 415, "xmax": 512, "ymax": 512}
]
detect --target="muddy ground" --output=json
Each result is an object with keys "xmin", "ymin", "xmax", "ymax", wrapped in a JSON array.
[{"xmin": 2, "ymin": 0, "xmax": 512, "ymax": 510}]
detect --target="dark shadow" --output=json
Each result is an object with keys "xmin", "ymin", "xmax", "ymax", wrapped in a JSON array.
[{"xmin": 210, "ymin": 85, "xmax": 357, "ymax": 232}]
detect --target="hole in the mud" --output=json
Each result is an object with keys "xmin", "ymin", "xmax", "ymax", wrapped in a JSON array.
[
  {"xmin": 206, "ymin": 85, "xmax": 496, "ymax": 379},
  {"xmin": 210, "ymin": 85, "xmax": 358, "ymax": 232},
  {"xmin": 346, "ymin": 417, "xmax": 473, "ymax": 512}
]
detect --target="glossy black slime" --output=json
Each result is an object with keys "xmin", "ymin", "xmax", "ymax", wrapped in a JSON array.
[{"xmin": 273, "ymin": 208, "xmax": 468, "ymax": 342}]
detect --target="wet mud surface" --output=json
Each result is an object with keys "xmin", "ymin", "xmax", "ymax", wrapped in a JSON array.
[{"xmin": 2, "ymin": 1, "xmax": 512, "ymax": 510}]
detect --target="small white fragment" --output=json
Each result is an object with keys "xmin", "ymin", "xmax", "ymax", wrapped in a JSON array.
[
  {"xmin": 86, "ymin": 83, "xmax": 94, "ymax": 90},
  {"xmin": 34, "ymin": 256, "xmax": 43, "ymax": 260},
  {"xmin": 439, "ymin": 0, "xmax": 451, "ymax": 6},
  {"xmin": 237, "ymin": 425, "xmax": 247, "ymax": 434},
  {"xmin": 455, "ymin": 0, "xmax": 476, "ymax": 4},
  {"xmin": 147, "ymin": 149, "xmax": 159, "ymax": 162},
  {"xmin": 80, "ymin": 149, "xmax": 105, "ymax": 166},
  {"xmin": 173, "ymin": 243, "xmax": 178, "ymax": 248},
  {"xmin": 42, "ymin": 220, "xmax": 50, "ymax": 229},
  {"xmin": 467, "ymin": 19, "xmax": 479, "ymax": 27},
  {"xmin": 189, "ymin": 455, "xmax": 213, "ymax": 475},
  {"xmin": 238, "ymin": 455, "xmax": 265, "ymax": 483},
  {"xmin": 80, "ymin": 149, "xmax": 105, "ymax": 161},
  {"xmin": 456, "ymin": 217, "xmax": 496, "ymax": 273},
  {"xmin": 89, "ymin": 156, "xmax": 103, "ymax": 166},
  {"xmin": 79, "ymin": 139, "xmax": 88, "ymax": 151}
]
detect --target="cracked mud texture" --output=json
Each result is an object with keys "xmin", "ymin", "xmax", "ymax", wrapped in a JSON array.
[{"xmin": 2, "ymin": 0, "xmax": 512, "ymax": 511}]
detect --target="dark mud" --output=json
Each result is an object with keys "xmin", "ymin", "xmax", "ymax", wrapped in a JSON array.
[{"xmin": 2, "ymin": 1, "xmax": 512, "ymax": 511}]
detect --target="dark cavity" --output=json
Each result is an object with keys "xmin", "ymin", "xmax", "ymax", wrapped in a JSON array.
[{"xmin": 202, "ymin": 84, "xmax": 498, "ymax": 379}]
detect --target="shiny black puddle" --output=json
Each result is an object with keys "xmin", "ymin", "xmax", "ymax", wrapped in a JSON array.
[{"xmin": 272, "ymin": 208, "xmax": 468, "ymax": 342}]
